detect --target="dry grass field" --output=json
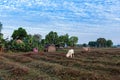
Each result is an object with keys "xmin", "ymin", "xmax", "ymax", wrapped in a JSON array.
[{"xmin": 0, "ymin": 48, "xmax": 120, "ymax": 80}]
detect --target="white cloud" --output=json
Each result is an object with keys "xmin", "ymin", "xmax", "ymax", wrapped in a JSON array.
[{"xmin": 0, "ymin": 0, "xmax": 120, "ymax": 44}]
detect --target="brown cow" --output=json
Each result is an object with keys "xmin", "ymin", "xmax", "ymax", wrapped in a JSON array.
[{"xmin": 82, "ymin": 47, "xmax": 90, "ymax": 52}]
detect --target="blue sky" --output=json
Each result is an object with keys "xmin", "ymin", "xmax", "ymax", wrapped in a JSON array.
[{"xmin": 0, "ymin": 0, "xmax": 120, "ymax": 45}]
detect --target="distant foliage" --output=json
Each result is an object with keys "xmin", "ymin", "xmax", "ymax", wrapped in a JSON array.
[
  {"xmin": 45, "ymin": 32, "xmax": 78, "ymax": 47},
  {"xmin": 1, "ymin": 26, "xmax": 79, "ymax": 52},
  {"xmin": 106, "ymin": 40, "xmax": 113, "ymax": 47},
  {"xmin": 69, "ymin": 36, "xmax": 78, "ymax": 47},
  {"xmin": 97, "ymin": 38, "xmax": 106, "ymax": 47},
  {"xmin": 88, "ymin": 41, "xmax": 97, "ymax": 47},
  {"xmin": 0, "ymin": 22, "xmax": 2, "ymax": 33},
  {"xmin": 82, "ymin": 43, "xmax": 88, "ymax": 47},
  {"xmin": 0, "ymin": 22, "xmax": 4, "ymax": 49},
  {"xmin": 0, "ymin": 22, "xmax": 3, "ymax": 42},
  {"xmin": 12, "ymin": 27, "xmax": 27, "ymax": 40},
  {"xmin": 88, "ymin": 38, "xmax": 113, "ymax": 48},
  {"xmin": 8, "ymin": 34, "xmax": 43, "ymax": 52},
  {"xmin": 33, "ymin": 34, "xmax": 42, "ymax": 42},
  {"xmin": 58, "ymin": 34, "xmax": 69, "ymax": 47},
  {"xmin": 45, "ymin": 31, "xmax": 59, "ymax": 45}
]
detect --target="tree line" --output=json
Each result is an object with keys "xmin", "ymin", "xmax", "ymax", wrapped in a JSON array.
[
  {"xmin": 88, "ymin": 38, "xmax": 113, "ymax": 47},
  {"xmin": 0, "ymin": 22, "xmax": 113, "ymax": 52},
  {"xmin": 0, "ymin": 22, "xmax": 78, "ymax": 52}
]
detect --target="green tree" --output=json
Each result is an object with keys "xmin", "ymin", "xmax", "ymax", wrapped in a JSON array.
[
  {"xmin": 58, "ymin": 34, "xmax": 69, "ymax": 47},
  {"xmin": 0, "ymin": 22, "xmax": 2, "ymax": 33},
  {"xmin": 0, "ymin": 33, "xmax": 4, "ymax": 48},
  {"xmin": 41, "ymin": 39, "xmax": 46, "ymax": 46},
  {"xmin": 82, "ymin": 43, "xmax": 87, "ymax": 47},
  {"xmin": 23, "ymin": 34, "xmax": 34, "ymax": 51},
  {"xmin": 33, "ymin": 34, "xmax": 42, "ymax": 42},
  {"xmin": 59, "ymin": 35, "xmax": 65, "ymax": 47},
  {"xmin": 12, "ymin": 27, "xmax": 27, "ymax": 40},
  {"xmin": 106, "ymin": 40, "xmax": 113, "ymax": 47},
  {"xmin": 69, "ymin": 36, "xmax": 78, "ymax": 46},
  {"xmin": 11, "ymin": 40, "xmax": 26, "ymax": 52},
  {"xmin": 97, "ymin": 38, "xmax": 106, "ymax": 47},
  {"xmin": 0, "ymin": 22, "xmax": 4, "ymax": 49},
  {"xmin": 64, "ymin": 34, "xmax": 69, "ymax": 46},
  {"xmin": 0, "ymin": 33, "xmax": 3, "ymax": 40},
  {"xmin": 33, "ymin": 34, "xmax": 42, "ymax": 49},
  {"xmin": 88, "ymin": 41, "xmax": 97, "ymax": 47},
  {"xmin": 45, "ymin": 31, "xmax": 58, "ymax": 45}
]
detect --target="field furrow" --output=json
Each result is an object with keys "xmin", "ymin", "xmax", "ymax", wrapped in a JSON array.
[{"xmin": 0, "ymin": 48, "xmax": 120, "ymax": 80}]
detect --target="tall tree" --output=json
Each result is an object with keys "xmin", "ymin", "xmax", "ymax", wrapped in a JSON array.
[
  {"xmin": 0, "ymin": 22, "xmax": 3, "ymax": 46},
  {"xmin": 58, "ymin": 35, "xmax": 65, "ymax": 47},
  {"xmin": 45, "ymin": 31, "xmax": 58, "ymax": 45},
  {"xmin": 106, "ymin": 40, "xmax": 113, "ymax": 47},
  {"xmin": 97, "ymin": 38, "xmax": 106, "ymax": 47},
  {"xmin": 69, "ymin": 36, "xmax": 78, "ymax": 46},
  {"xmin": 41, "ymin": 39, "xmax": 46, "ymax": 46},
  {"xmin": 33, "ymin": 34, "xmax": 42, "ymax": 48},
  {"xmin": 0, "ymin": 22, "xmax": 2, "ymax": 33},
  {"xmin": 58, "ymin": 34, "xmax": 69, "ymax": 47},
  {"xmin": 64, "ymin": 34, "xmax": 69, "ymax": 46},
  {"xmin": 33, "ymin": 34, "xmax": 42, "ymax": 42},
  {"xmin": 12, "ymin": 27, "xmax": 27, "ymax": 40},
  {"xmin": 0, "ymin": 33, "xmax": 3, "ymax": 40}
]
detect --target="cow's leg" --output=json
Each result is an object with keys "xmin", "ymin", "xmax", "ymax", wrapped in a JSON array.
[
  {"xmin": 72, "ymin": 54, "xmax": 74, "ymax": 58},
  {"xmin": 70, "ymin": 54, "xmax": 72, "ymax": 58}
]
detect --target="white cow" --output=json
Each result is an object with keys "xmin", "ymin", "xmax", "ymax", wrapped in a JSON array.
[{"xmin": 66, "ymin": 49, "xmax": 74, "ymax": 58}]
